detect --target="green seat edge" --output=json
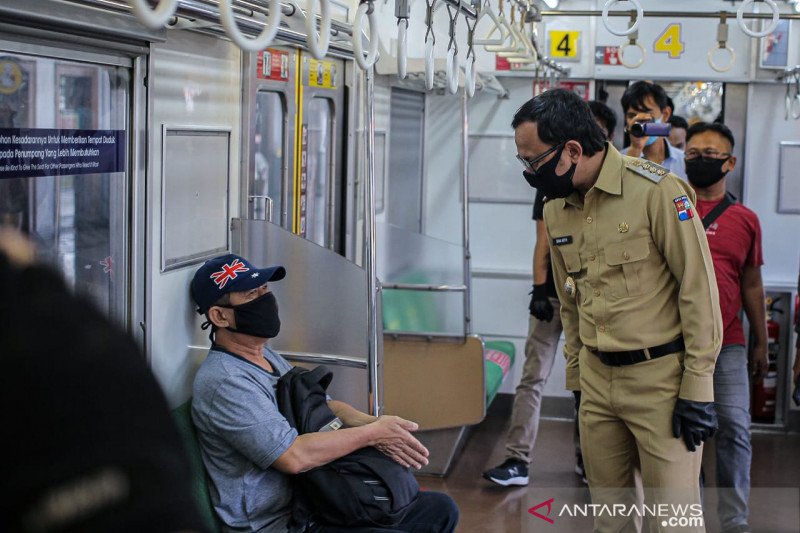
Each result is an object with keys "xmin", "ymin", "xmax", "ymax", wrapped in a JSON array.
[
  {"xmin": 483, "ymin": 341, "xmax": 516, "ymax": 407},
  {"xmin": 172, "ymin": 400, "xmax": 221, "ymax": 533}
]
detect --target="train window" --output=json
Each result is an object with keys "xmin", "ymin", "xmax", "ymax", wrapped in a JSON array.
[
  {"xmin": 387, "ymin": 88, "xmax": 424, "ymax": 232},
  {"xmin": 252, "ymin": 91, "xmax": 285, "ymax": 223},
  {"xmin": 0, "ymin": 53, "xmax": 129, "ymax": 322},
  {"xmin": 305, "ymin": 97, "xmax": 333, "ymax": 248}
]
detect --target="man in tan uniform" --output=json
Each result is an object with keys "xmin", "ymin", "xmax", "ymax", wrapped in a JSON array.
[{"xmin": 512, "ymin": 89, "xmax": 722, "ymax": 532}]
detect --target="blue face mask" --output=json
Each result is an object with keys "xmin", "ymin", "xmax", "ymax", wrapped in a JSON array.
[{"xmin": 644, "ymin": 118, "xmax": 662, "ymax": 146}]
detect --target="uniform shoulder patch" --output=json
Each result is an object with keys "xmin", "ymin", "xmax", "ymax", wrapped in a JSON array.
[{"xmin": 625, "ymin": 158, "xmax": 668, "ymax": 183}]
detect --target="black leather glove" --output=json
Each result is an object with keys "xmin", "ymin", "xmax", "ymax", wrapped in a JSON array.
[
  {"xmin": 671, "ymin": 398, "xmax": 718, "ymax": 452},
  {"xmin": 528, "ymin": 284, "xmax": 554, "ymax": 322}
]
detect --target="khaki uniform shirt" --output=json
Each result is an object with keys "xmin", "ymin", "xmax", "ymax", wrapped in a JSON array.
[{"xmin": 543, "ymin": 144, "xmax": 722, "ymax": 402}]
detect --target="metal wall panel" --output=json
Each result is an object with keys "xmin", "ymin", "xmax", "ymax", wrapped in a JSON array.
[
  {"xmin": 147, "ymin": 31, "xmax": 242, "ymax": 406},
  {"xmin": 232, "ymin": 218, "xmax": 369, "ymax": 361}
]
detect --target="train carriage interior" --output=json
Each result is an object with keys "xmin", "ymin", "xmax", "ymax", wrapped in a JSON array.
[{"xmin": 1, "ymin": 0, "xmax": 799, "ymax": 531}]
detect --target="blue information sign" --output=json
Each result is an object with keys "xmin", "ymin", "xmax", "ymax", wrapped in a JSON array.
[{"xmin": 0, "ymin": 128, "xmax": 126, "ymax": 179}]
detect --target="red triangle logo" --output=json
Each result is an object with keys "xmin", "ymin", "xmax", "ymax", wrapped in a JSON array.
[{"xmin": 528, "ymin": 497, "xmax": 555, "ymax": 524}]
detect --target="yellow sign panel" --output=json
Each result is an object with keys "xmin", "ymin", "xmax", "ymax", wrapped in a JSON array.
[
  {"xmin": 307, "ymin": 58, "xmax": 338, "ymax": 89},
  {"xmin": 549, "ymin": 30, "xmax": 580, "ymax": 60}
]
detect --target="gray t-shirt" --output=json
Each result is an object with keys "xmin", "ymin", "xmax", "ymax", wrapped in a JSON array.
[{"xmin": 192, "ymin": 346, "xmax": 297, "ymax": 533}]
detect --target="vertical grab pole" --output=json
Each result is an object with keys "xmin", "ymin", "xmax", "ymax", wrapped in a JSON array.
[
  {"xmin": 461, "ymin": 88, "xmax": 473, "ymax": 336},
  {"xmin": 364, "ymin": 67, "xmax": 381, "ymax": 416}
]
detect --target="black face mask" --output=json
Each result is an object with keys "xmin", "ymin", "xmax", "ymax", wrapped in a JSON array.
[
  {"xmin": 522, "ymin": 145, "xmax": 577, "ymax": 199},
  {"xmin": 685, "ymin": 158, "xmax": 728, "ymax": 188},
  {"xmin": 227, "ymin": 291, "xmax": 281, "ymax": 339}
]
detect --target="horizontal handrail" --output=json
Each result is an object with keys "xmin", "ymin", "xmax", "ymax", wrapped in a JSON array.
[
  {"xmin": 279, "ymin": 350, "xmax": 368, "ymax": 368},
  {"xmin": 381, "ymin": 282, "xmax": 467, "ymax": 292}
]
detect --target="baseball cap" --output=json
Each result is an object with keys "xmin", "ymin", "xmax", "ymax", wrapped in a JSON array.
[{"xmin": 190, "ymin": 254, "xmax": 286, "ymax": 314}]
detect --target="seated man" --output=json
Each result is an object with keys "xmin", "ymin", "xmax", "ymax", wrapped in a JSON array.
[{"xmin": 190, "ymin": 254, "xmax": 459, "ymax": 533}]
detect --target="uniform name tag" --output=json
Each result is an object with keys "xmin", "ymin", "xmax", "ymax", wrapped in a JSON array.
[{"xmin": 553, "ymin": 236, "xmax": 573, "ymax": 246}]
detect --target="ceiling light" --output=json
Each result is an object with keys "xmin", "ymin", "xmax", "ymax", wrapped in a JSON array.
[{"xmin": 542, "ymin": 0, "xmax": 559, "ymax": 9}]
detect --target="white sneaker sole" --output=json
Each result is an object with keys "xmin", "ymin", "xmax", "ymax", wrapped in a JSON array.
[{"xmin": 487, "ymin": 475, "xmax": 529, "ymax": 487}]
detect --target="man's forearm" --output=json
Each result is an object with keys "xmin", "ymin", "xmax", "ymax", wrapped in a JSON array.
[
  {"xmin": 533, "ymin": 221, "xmax": 550, "ymax": 285},
  {"xmin": 275, "ymin": 424, "xmax": 378, "ymax": 474},
  {"xmin": 742, "ymin": 284, "xmax": 767, "ymax": 346},
  {"xmin": 328, "ymin": 400, "xmax": 377, "ymax": 427}
]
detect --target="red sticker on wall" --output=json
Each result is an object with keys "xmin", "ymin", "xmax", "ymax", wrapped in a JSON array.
[{"xmin": 256, "ymin": 49, "xmax": 289, "ymax": 82}]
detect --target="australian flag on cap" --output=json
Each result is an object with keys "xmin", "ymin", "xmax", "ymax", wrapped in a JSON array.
[{"xmin": 190, "ymin": 254, "xmax": 286, "ymax": 314}]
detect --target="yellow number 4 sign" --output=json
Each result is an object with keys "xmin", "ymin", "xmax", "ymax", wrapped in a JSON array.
[
  {"xmin": 654, "ymin": 23, "xmax": 685, "ymax": 59},
  {"xmin": 549, "ymin": 30, "xmax": 580, "ymax": 61}
]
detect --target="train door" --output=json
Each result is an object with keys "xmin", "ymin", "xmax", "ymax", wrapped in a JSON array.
[
  {"xmin": 0, "ymin": 41, "xmax": 131, "ymax": 324},
  {"xmin": 242, "ymin": 47, "xmax": 296, "ymax": 229},
  {"xmin": 296, "ymin": 53, "xmax": 346, "ymax": 252}
]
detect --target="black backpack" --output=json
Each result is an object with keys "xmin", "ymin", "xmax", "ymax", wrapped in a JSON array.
[{"xmin": 276, "ymin": 365, "xmax": 420, "ymax": 528}]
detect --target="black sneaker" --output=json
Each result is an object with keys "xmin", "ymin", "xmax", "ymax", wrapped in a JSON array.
[{"xmin": 482, "ymin": 458, "xmax": 529, "ymax": 486}]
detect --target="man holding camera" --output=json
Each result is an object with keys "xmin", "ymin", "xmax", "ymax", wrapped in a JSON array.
[{"xmin": 622, "ymin": 81, "xmax": 687, "ymax": 179}]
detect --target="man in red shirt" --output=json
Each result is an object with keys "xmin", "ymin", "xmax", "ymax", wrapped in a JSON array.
[{"xmin": 684, "ymin": 122, "xmax": 768, "ymax": 533}]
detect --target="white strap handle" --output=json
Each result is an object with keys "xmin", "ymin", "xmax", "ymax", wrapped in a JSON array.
[
  {"xmin": 425, "ymin": 36, "xmax": 435, "ymax": 90},
  {"xmin": 445, "ymin": 46, "xmax": 459, "ymax": 94},
  {"xmin": 474, "ymin": 2, "xmax": 506, "ymax": 46},
  {"xmin": 602, "ymin": 0, "xmax": 643, "ymax": 37},
  {"xmin": 620, "ymin": 41, "xmax": 645, "ymax": 69},
  {"xmin": 708, "ymin": 46, "xmax": 735, "ymax": 73},
  {"xmin": 353, "ymin": 3, "xmax": 379, "ymax": 70},
  {"xmin": 485, "ymin": 19, "xmax": 518, "ymax": 52},
  {"xmin": 219, "ymin": 0, "xmax": 282, "ymax": 52},
  {"xmin": 465, "ymin": 57, "xmax": 477, "ymax": 98},
  {"xmin": 792, "ymin": 94, "xmax": 800, "ymax": 120},
  {"xmin": 737, "ymin": 0, "xmax": 780, "ymax": 39},
  {"xmin": 129, "ymin": 0, "xmax": 178, "ymax": 29},
  {"xmin": 306, "ymin": 0, "xmax": 332, "ymax": 59},
  {"xmin": 397, "ymin": 18, "xmax": 408, "ymax": 79}
]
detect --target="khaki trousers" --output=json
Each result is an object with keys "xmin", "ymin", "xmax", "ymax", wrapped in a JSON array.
[
  {"xmin": 579, "ymin": 347, "xmax": 704, "ymax": 533},
  {"xmin": 506, "ymin": 298, "xmax": 563, "ymax": 464}
]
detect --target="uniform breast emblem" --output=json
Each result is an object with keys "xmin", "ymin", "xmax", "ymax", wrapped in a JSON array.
[
  {"xmin": 618, "ymin": 222, "xmax": 629, "ymax": 233},
  {"xmin": 564, "ymin": 276, "xmax": 576, "ymax": 298}
]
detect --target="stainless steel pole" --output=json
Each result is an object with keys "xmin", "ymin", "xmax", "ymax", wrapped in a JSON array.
[
  {"xmin": 364, "ymin": 67, "xmax": 381, "ymax": 416},
  {"xmin": 461, "ymin": 88, "xmax": 473, "ymax": 336}
]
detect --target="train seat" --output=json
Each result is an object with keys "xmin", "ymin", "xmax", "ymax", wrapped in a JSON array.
[
  {"xmin": 172, "ymin": 400, "xmax": 221, "ymax": 533},
  {"xmin": 382, "ymin": 287, "xmax": 516, "ymax": 407},
  {"xmin": 381, "ymin": 287, "xmax": 516, "ymax": 475}
]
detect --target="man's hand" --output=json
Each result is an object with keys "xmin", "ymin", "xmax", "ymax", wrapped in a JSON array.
[
  {"xmin": 529, "ymin": 284, "xmax": 554, "ymax": 322},
  {"xmin": 750, "ymin": 341, "xmax": 769, "ymax": 382},
  {"xmin": 672, "ymin": 399, "xmax": 718, "ymax": 452},
  {"xmin": 369, "ymin": 415, "xmax": 429, "ymax": 470}
]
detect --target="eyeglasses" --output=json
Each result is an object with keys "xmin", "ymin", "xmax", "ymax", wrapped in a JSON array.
[
  {"xmin": 684, "ymin": 149, "xmax": 731, "ymax": 163},
  {"xmin": 516, "ymin": 142, "xmax": 565, "ymax": 173}
]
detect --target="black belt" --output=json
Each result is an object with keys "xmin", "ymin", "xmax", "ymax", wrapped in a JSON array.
[{"xmin": 589, "ymin": 336, "xmax": 685, "ymax": 367}]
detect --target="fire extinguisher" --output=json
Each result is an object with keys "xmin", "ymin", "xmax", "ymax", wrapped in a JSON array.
[{"xmin": 752, "ymin": 298, "xmax": 782, "ymax": 423}]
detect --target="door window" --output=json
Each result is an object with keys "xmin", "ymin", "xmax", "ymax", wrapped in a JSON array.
[
  {"xmin": 0, "ymin": 52, "xmax": 129, "ymax": 322},
  {"xmin": 305, "ymin": 97, "xmax": 333, "ymax": 248},
  {"xmin": 251, "ymin": 91, "xmax": 285, "ymax": 223}
]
